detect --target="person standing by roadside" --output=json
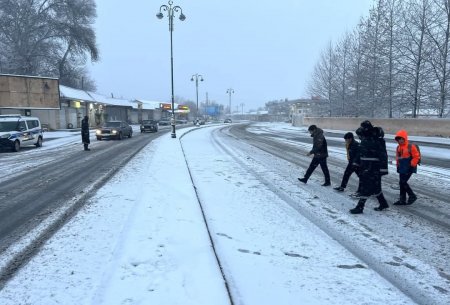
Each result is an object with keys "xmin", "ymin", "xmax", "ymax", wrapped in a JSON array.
[
  {"xmin": 298, "ymin": 125, "xmax": 331, "ymax": 186},
  {"xmin": 393, "ymin": 129, "xmax": 419, "ymax": 205},
  {"xmin": 349, "ymin": 121, "xmax": 389, "ymax": 214},
  {"xmin": 81, "ymin": 115, "xmax": 91, "ymax": 151},
  {"xmin": 334, "ymin": 132, "xmax": 360, "ymax": 192}
]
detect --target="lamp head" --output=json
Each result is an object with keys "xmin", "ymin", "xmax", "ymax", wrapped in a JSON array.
[
  {"xmin": 156, "ymin": 12, "xmax": 164, "ymax": 19},
  {"xmin": 200, "ymin": 77, "xmax": 204, "ymax": 82},
  {"xmin": 179, "ymin": 13, "xmax": 186, "ymax": 21},
  {"xmin": 190, "ymin": 77, "xmax": 194, "ymax": 81}
]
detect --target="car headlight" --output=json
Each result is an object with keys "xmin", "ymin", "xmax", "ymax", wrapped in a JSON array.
[
  {"xmin": 112, "ymin": 129, "xmax": 117, "ymax": 134},
  {"xmin": 0, "ymin": 133, "xmax": 11, "ymax": 139},
  {"xmin": 96, "ymin": 130, "xmax": 101, "ymax": 135}
]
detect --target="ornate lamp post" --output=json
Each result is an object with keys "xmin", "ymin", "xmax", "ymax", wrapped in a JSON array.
[
  {"xmin": 191, "ymin": 74, "xmax": 204, "ymax": 123},
  {"xmin": 226, "ymin": 88, "xmax": 234, "ymax": 116},
  {"xmin": 157, "ymin": 1, "xmax": 186, "ymax": 138}
]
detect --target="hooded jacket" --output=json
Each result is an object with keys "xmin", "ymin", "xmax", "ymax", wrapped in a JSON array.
[
  {"xmin": 395, "ymin": 129, "xmax": 420, "ymax": 174},
  {"xmin": 309, "ymin": 127, "xmax": 328, "ymax": 158}
]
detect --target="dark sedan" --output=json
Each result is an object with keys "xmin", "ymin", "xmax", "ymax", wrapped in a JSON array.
[
  {"xmin": 96, "ymin": 121, "xmax": 133, "ymax": 140},
  {"xmin": 140, "ymin": 120, "xmax": 158, "ymax": 133}
]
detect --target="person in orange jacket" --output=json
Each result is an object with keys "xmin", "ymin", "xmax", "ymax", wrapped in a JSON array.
[{"xmin": 394, "ymin": 129, "xmax": 420, "ymax": 205}]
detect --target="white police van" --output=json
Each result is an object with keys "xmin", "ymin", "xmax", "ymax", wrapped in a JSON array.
[{"xmin": 0, "ymin": 114, "xmax": 43, "ymax": 152}]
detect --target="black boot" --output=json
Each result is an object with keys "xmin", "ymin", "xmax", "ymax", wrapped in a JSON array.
[
  {"xmin": 407, "ymin": 195, "xmax": 417, "ymax": 205},
  {"xmin": 374, "ymin": 193, "xmax": 389, "ymax": 211},
  {"xmin": 350, "ymin": 199, "xmax": 365, "ymax": 214},
  {"xmin": 298, "ymin": 177, "xmax": 308, "ymax": 184}
]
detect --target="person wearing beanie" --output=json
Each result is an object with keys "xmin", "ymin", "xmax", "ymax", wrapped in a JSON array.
[
  {"xmin": 298, "ymin": 125, "xmax": 331, "ymax": 186},
  {"xmin": 333, "ymin": 132, "xmax": 360, "ymax": 192}
]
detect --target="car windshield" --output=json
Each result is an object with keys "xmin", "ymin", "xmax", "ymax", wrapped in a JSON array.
[
  {"xmin": 142, "ymin": 120, "xmax": 155, "ymax": 124},
  {"xmin": 104, "ymin": 122, "xmax": 121, "ymax": 127},
  {"xmin": 0, "ymin": 121, "xmax": 19, "ymax": 132}
]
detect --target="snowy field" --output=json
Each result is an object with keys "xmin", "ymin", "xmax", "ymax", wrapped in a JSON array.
[{"xmin": 0, "ymin": 123, "xmax": 448, "ymax": 305}]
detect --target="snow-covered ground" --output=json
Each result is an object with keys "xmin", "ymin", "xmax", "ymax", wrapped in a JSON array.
[{"xmin": 0, "ymin": 123, "xmax": 448, "ymax": 305}]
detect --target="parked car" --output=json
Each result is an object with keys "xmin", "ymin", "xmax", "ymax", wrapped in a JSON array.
[
  {"xmin": 224, "ymin": 118, "xmax": 232, "ymax": 123},
  {"xmin": 140, "ymin": 120, "xmax": 158, "ymax": 133},
  {"xmin": 0, "ymin": 114, "xmax": 43, "ymax": 152},
  {"xmin": 96, "ymin": 121, "xmax": 133, "ymax": 140},
  {"xmin": 158, "ymin": 119, "xmax": 171, "ymax": 126}
]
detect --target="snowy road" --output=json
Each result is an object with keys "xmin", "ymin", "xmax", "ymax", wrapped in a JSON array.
[
  {"xmin": 181, "ymin": 124, "xmax": 449, "ymax": 305},
  {"xmin": 0, "ymin": 122, "xmax": 448, "ymax": 305}
]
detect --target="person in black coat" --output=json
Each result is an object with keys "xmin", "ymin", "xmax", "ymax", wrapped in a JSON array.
[
  {"xmin": 81, "ymin": 115, "xmax": 90, "ymax": 151},
  {"xmin": 350, "ymin": 121, "xmax": 389, "ymax": 214},
  {"xmin": 334, "ymin": 132, "xmax": 360, "ymax": 192},
  {"xmin": 298, "ymin": 125, "xmax": 331, "ymax": 186}
]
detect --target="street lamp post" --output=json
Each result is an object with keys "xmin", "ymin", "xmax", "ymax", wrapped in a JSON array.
[
  {"xmin": 226, "ymin": 88, "xmax": 234, "ymax": 116},
  {"xmin": 157, "ymin": 1, "xmax": 186, "ymax": 138},
  {"xmin": 191, "ymin": 74, "xmax": 204, "ymax": 123}
]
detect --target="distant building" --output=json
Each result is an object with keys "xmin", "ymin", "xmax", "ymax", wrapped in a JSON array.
[{"xmin": 290, "ymin": 98, "xmax": 329, "ymax": 118}]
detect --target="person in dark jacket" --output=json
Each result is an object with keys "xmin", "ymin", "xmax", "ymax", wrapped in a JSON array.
[
  {"xmin": 350, "ymin": 121, "xmax": 389, "ymax": 214},
  {"xmin": 393, "ymin": 129, "xmax": 420, "ymax": 205},
  {"xmin": 81, "ymin": 115, "xmax": 90, "ymax": 151},
  {"xmin": 298, "ymin": 125, "xmax": 331, "ymax": 186},
  {"xmin": 334, "ymin": 132, "xmax": 360, "ymax": 192}
]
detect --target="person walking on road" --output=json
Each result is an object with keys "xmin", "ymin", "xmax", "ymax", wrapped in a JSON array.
[
  {"xmin": 334, "ymin": 132, "xmax": 360, "ymax": 192},
  {"xmin": 298, "ymin": 125, "xmax": 331, "ymax": 186},
  {"xmin": 81, "ymin": 115, "xmax": 91, "ymax": 151},
  {"xmin": 393, "ymin": 129, "xmax": 419, "ymax": 205},
  {"xmin": 350, "ymin": 121, "xmax": 389, "ymax": 214}
]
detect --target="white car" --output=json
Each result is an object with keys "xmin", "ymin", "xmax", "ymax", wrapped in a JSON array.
[{"xmin": 0, "ymin": 114, "xmax": 44, "ymax": 152}]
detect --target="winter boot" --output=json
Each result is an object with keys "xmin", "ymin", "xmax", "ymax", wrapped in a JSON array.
[
  {"xmin": 393, "ymin": 200, "xmax": 407, "ymax": 205},
  {"xmin": 374, "ymin": 193, "xmax": 389, "ymax": 211},
  {"xmin": 407, "ymin": 195, "xmax": 417, "ymax": 205},
  {"xmin": 334, "ymin": 186, "xmax": 345, "ymax": 192},
  {"xmin": 298, "ymin": 177, "xmax": 308, "ymax": 184},
  {"xmin": 350, "ymin": 200, "xmax": 365, "ymax": 214},
  {"xmin": 322, "ymin": 181, "xmax": 331, "ymax": 186}
]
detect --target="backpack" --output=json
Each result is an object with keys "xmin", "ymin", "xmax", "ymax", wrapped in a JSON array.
[{"xmin": 408, "ymin": 143, "xmax": 421, "ymax": 165}]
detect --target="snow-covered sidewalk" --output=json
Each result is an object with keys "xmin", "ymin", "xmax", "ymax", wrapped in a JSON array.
[{"xmin": 0, "ymin": 125, "xmax": 423, "ymax": 304}]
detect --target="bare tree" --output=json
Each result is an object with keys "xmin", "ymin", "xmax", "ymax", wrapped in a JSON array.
[
  {"xmin": 381, "ymin": 0, "xmax": 405, "ymax": 117},
  {"xmin": 334, "ymin": 33, "xmax": 352, "ymax": 116},
  {"xmin": 426, "ymin": 0, "xmax": 450, "ymax": 117},
  {"xmin": 307, "ymin": 41, "xmax": 338, "ymax": 116},
  {"xmin": 397, "ymin": 0, "xmax": 434, "ymax": 118},
  {"xmin": 0, "ymin": 0, "xmax": 98, "ymax": 89}
]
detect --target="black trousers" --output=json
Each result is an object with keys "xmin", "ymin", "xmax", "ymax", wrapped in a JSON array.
[
  {"xmin": 399, "ymin": 172, "xmax": 415, "ymax": 201},
  {"xmin": 304, "ymin": 157, "xmax": 330, "ymax": 183},
  {"xmin": 340, "ymin": 163, "xmax": 359, "ymax": 188},
  {"xmin": 83, "ymin": 143, "xmax": 89, "ymax": 150},
  {"xmin": 356, "ymin": 192, "xmax": 388, "ymax": 208}
]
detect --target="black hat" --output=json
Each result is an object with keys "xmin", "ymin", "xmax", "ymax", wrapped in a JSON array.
[
  {"xmin": 344, "ymin": 132, "xmax": 354, "ymax": 139},
  {"xmin": 373, "ymin": 126, "xmax": 384, "ymax": 138},
  {"xmin": 308, "ymin": 125, "xmax": 317, "ymax": 132},
  {"xmin": 355, "ymin": 127, "xmax": 364, "ymax": 136},
  {"xmin": 360, "ymin": 120, "xmax": 373, "ymax": 130}
]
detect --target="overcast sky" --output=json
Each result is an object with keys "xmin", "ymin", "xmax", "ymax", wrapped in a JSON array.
[{"xmin": 89, "ymin": 0, "xmax": 374, "ymax": 111}]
